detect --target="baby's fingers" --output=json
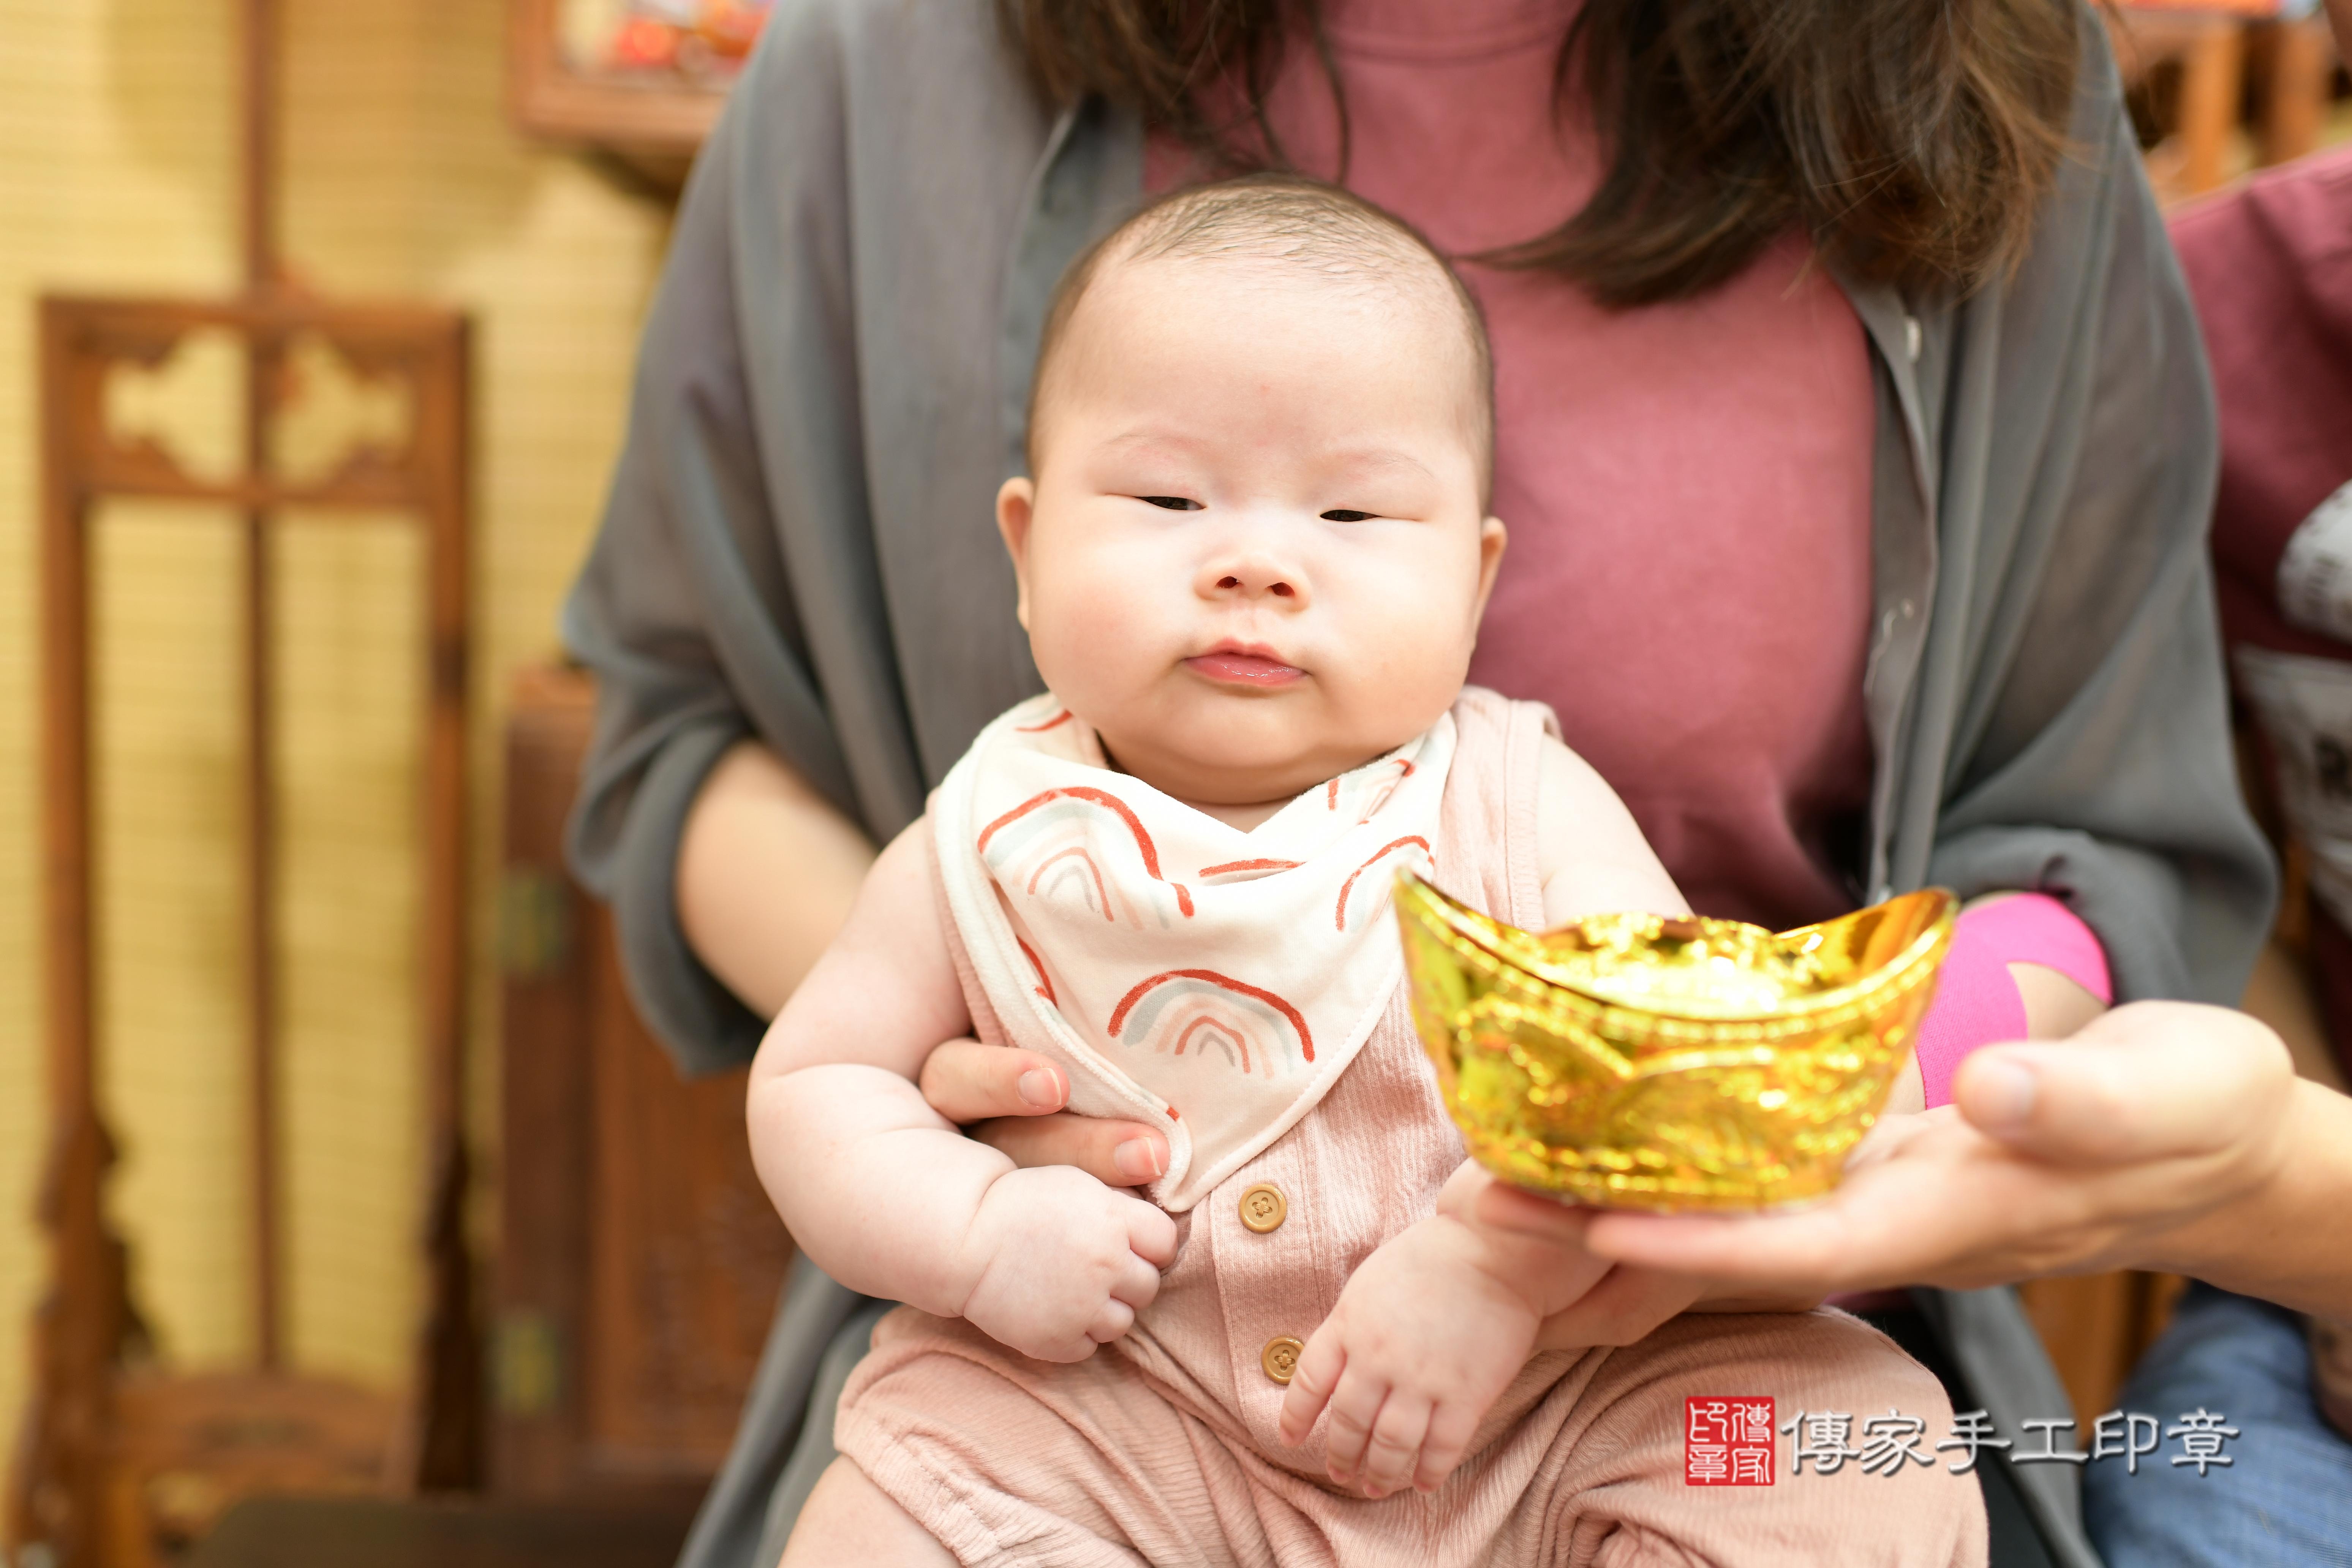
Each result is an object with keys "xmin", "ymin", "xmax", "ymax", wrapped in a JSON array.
[
  {"xmin": 1124, "ymin": 1200, "xmax": 1179, "ymax": 1269},
  {"xmin": 1110, "ymin": 1248, "xmax": 1163, "ymax": 1313},
  {"xmin": 1086, "ymin": 1298, "xmax": 1135, "ymax": 1345},
  {"xmin": 1319, "ymin": 1367, "xmax": 1395, "ymax": 1487},
  {"xmin": 1359, "ymin": 1395, "xmax": 1433, "ymax": 1500},
  {"xmin": 1412, "ymin": 1401, "xmax": 1482, "ymax": 1494},
  {"xmin": 1031, "ymin": 1329, "xmax": 1102, "ymax": 1365},
  {"xmin": 1277, "ymin": 1332, "xmax": 1347, "ymax": 1446}
]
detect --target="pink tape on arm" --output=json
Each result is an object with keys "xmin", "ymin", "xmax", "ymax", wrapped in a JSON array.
[{"xmin": 1912, "ymin": 893, "xmax": 2112, "ymax": 1109}]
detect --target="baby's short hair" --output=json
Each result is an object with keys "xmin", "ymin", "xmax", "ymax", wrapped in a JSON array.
[{"xmin": 1024, "ymin": 174, "xmax": 1496, "ymax": 502}]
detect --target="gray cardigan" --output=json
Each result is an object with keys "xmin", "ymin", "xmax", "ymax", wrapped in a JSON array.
[{"xmin": 562, "ymin": 3, "xmax": 2275, "ymax": 1563}]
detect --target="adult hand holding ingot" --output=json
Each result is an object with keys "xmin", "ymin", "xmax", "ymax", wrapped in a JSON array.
[{"xmin": 1397, "ymin": 875, "xmax": 1957, "ymax": 1211}]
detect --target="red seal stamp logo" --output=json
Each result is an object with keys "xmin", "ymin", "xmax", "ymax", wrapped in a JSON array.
[{"xmin": 1687, "ymin": 1396, "xmax": 1776, "ymax": 1486}]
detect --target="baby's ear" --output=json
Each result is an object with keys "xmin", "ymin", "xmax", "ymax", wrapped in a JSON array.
[
  {"xmin": 996, "ymin": 476, "xmax": 1037, "ymax": 631},
  {"xmin": 1473, "ymin": 515, "xmax": 1508, "ymax": 620}
]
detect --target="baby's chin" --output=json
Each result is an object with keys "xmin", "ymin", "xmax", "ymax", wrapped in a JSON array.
[{"xmin": 1099, "ymin": 717, "xmax": 1421, "ymax": 807}]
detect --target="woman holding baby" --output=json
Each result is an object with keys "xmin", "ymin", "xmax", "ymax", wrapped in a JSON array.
[{"xmin": 562, "ymin": 1, "xmax": 2310, "ymax": 1563}]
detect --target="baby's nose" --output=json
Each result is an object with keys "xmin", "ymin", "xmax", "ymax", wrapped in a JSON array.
[{"xmin": 1200, "ymin": 550, "xmax": 1306, "ymax": 604}]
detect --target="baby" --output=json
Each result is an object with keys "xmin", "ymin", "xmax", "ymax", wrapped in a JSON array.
[{"xmin": 754, "ymin": 176, "xmax": 1982, "ymax": 1566}]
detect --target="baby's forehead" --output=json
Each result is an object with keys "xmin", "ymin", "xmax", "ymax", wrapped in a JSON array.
[
  {"xmin": 1062, "ymin": 245, "xmax": 1484, "ymax": 425},
  {"xmin": 1066, "ymin": 246, "xmax": 1489, "ymax": 444},
  {"xmin": 1091, "ymin": 229, "xmax": 1460, "ymax": 327}
]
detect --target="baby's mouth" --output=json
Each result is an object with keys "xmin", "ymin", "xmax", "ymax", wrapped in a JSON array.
[{"xmin": 1185, "ymin": 644, "xmax": 1305, "ymax": 688}]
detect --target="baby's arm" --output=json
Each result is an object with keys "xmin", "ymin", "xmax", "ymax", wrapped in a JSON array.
[
  {"xmin": 745, "ymin": 819, "xmax": 1176, "ymax": 1363},
  {"xmin": 1534, "ymin": 736, "xmax": 1691, "ymax": 927},
  {"xmin": 1277, "ymin": 741, "xmax": 1699, "ymax": 1494}
]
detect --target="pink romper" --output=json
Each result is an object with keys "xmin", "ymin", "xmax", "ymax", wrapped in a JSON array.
[{"xmin": 834, "ymin": 690, "xmax": 1985, "ymax": 1566}]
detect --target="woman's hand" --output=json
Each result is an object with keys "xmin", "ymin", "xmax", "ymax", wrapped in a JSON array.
[
  {"xmin": 1549, "ymin": 1002, "xmax": 2338, "ymax": 1309},
  {"xmin": 919, "ymin": 1043, "xmax": 1171, "ymax": 1188}
]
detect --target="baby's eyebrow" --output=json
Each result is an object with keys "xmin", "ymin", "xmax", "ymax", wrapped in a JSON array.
[
  {"xmin": 1102, "ymin": 430, "xmax": 1436, "ymax": 468},
  {"xmin": 1092, "ymin": 429, "xmax": 1450, "ymax": 493},
  {"xmin": 1100, "ymin": 426, "xmax": 1212, "ymax": 455},
  {"xmin": 1317, "ymin": 446, "xmax": 1438, "ymax": 483}
]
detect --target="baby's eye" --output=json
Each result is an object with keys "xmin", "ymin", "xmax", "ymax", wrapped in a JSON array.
[
  {"xmin": 1320, "ymin": 509, "xmax": 1375, "ymax": 522},
  {"xmin": 1138, "ymin": 495, "xmax": 1203, "ymax": 511}
]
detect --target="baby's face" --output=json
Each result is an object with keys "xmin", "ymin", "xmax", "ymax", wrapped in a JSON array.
[{"xmin": 999, "ymin": 254, "xmax": 1505, "ymax": 812}]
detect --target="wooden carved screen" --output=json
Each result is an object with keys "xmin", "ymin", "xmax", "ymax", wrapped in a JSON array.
[
  {"xmin": 11, "ymin": 5, "xmax": 479, "ymax": 1562},
  {"xmin": 16, "ymin": 292, "xmax": 475, "ymax": 1568}
]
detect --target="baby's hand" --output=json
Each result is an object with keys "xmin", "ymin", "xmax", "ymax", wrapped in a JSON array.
[
  {"xmin": 956, "ymin": 1165, "xmax": 1178, "ymax": 1363},
  {"xmin": 1276, "ymin": 1215, "xmax": 1544, "ymax": 1498}
]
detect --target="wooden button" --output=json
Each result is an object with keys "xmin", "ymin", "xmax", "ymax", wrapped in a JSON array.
[
  {"xmin": 1238, "ymin": 1183, "xmax": 1287, "ymax": 1233},
  {"xmin": 1261, "ymin": 1336, "xmax": 1304, "ymax": 1385}
]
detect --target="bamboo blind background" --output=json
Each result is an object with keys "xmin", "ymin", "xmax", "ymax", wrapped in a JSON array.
[{"xmin": 0, "ymin": 0, "xmax": 671, "ymax": 1479}]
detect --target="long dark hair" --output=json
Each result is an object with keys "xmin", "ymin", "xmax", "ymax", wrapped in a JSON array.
[{"xmin": 996, "ymin": 0, "xmax": 2080, "ymax": 307}]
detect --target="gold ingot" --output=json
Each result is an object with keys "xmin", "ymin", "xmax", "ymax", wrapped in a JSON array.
[{"xmin": 1395, "ymin": 874, "xmax": 1956, "ymax": 1212}]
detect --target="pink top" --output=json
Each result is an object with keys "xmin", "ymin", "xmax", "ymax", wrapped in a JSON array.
[
  {"xmin": 1913, "ymin": 894, "xmax": 2114, "ymax": 1110},
  {"xmin": 1145, "ymin": 0, "xmax": 1879, "ymax": 929}
]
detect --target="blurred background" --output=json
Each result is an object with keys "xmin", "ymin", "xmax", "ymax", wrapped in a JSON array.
[{"xmin": 0, "ymin": 2, "xmax": 2341, "ymax": 1565}]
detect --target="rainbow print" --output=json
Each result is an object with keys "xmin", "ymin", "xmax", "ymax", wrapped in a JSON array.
[
  {"xmin": 1108, "ymin": 969, "xmax": 1315, "ymax": 1076},
  {"xmin": 979, "ymin": 787, "xmax": 1197, "ymax": 926}
]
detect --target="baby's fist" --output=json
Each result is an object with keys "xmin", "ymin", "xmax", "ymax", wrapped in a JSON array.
[{"xmin": 958, "ymin": 1165, "xmax": 1176, "ymax": 1362}]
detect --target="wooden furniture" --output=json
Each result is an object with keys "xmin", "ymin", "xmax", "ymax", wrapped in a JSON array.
[
  {"xmin": 507, "ymin": 0, "xmax": 753, "ymax": 187},
  {"xmin": 492, "ymin": 666, "xmax": 794, "ymax": 1508},
  {"xmin": 2113, "ymin": 5, "xmax": 2257, "ymax": 199},
  {"xmin": 2113, "ymin": 3, "xmax": 2343, "ymax": 204},
  {"xmin": 10, "ymin": 5, "xmax": 477, "ymax": 1565},
  {"xmin": 2251, "ymin": 14, "xmax": 2342, "ymax": 169}
]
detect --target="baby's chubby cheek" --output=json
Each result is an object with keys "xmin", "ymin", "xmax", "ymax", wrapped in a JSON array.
[
  {"xmin": 1025, "ymin": 580, "xmax": 1173, "ymax": 711},
  {"xmin": 1340, "ymin": 599, "xmax": 1477, "ymax": 715}
]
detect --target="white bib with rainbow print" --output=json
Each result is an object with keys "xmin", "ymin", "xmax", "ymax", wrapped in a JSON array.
[{"xmin": 932, "ymin": 693, "xmax": 1454, "ymax": 1211}]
